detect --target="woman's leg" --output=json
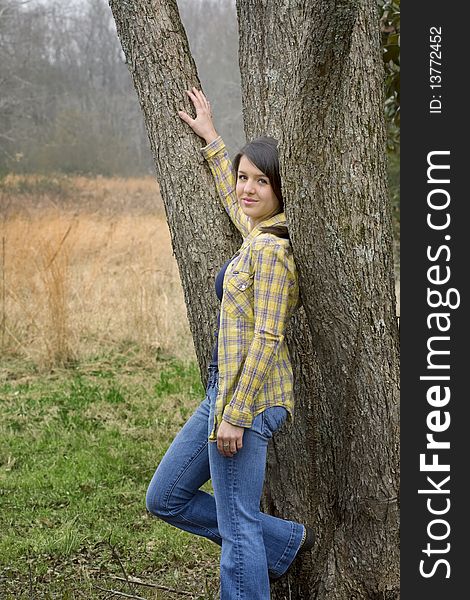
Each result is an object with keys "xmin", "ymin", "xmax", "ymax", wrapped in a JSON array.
[
  {"xmin": 209, "ymin": 406, "xmax": 304, "ymax": 600},
  {"xmin": 146, "ymin": 368, "xmax": 304, "ymax": 585},
  {"xmin": 145, "ymin": 370, "xmax": 222, "ymax": 544}
]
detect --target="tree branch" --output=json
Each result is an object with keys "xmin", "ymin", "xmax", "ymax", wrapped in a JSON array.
[{"xmin": 108, "ymin": 575, "xmax": 196, "ymax": 597}]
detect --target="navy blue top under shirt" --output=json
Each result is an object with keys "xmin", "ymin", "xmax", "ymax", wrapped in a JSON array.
[{"xmin": 210, "ymin": 257, "xmax": 233, "ymax": 366}]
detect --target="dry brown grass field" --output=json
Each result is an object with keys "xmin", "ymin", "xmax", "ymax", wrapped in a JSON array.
[
  {"xmin": 0, "ymin": 175, "xmax": 194, "ymax": 368},
  {"xmin": 0, "ymin": 173, "xmax": 399, "ymax": 369}
]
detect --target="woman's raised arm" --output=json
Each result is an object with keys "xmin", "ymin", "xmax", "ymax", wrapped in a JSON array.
[
  {"xmin": 179, "ymin": 88, "xmax": 250, "ymax": 237},
  {"xmin": 178, "ymin": 87, "xmax": 219, "ymax": 146}
]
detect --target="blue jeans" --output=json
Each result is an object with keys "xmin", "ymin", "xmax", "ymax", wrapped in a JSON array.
[{"xmin": 146, "ymin": 365, "xmax": 304, "ymax": 599}]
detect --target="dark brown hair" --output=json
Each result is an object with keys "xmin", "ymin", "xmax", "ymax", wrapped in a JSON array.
[{"xmin": 233, "ymin": 136, "xmax": 289, "ymax": 239}]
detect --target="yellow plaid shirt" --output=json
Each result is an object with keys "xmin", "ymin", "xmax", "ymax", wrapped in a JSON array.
[{"xmin": 201, "ymin": 137, "xmax": 299, "ymax": 441}]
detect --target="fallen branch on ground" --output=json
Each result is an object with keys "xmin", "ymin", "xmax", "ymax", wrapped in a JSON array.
[
  {"xmin": 108, "ymin": 575, "xmax": 196, "ymax": 597},
  {"xmin": 93, "ymin": 585, "xmax": 146, "ymax": 599}
]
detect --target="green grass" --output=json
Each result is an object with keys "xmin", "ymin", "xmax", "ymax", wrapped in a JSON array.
[{"xmin": 0, "ymin": 351, "xmax": 220, "ymax": 599}]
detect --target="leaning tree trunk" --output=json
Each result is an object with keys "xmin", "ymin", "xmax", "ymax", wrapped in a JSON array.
[
  {"xmin": 108, "ymin": 0, "xmax": 241, "ymax": 383},
  {"xmin": 109, "ymin": 1, "xmax": 399, "ymax": 598},
  {"xmin": 237, "ymin": 1, "xmax": 400, "ymax": 598}
]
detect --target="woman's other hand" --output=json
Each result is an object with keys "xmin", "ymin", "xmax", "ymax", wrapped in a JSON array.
[
  {"xmin": 217, "ymin": 420, "xmax": 244, "ymax": 457},
  {"xmin": 178, "ymin": 87, "xmax": 219, "ymax": 145}
]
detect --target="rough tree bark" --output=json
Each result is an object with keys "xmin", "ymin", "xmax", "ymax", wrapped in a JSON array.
[
  {"xmin": 108, "ymin": 1, "xmax": 399, "ymax": 598},
  {"xmin": 236, "ymin": 1, "xmax": 399, "ymax": 599},
  {"xmin": 108, "ymin": 0, "xmax": 241, "ymax": 381}
]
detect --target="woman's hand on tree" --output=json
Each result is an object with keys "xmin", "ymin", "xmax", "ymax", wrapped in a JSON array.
[
  {"xmin": 217, "ymin": 420, "xmax": 244, "ymax": 457},
  {"xmin": 178, "ymin": 87, "xmax": 219, "ymax": 145}
]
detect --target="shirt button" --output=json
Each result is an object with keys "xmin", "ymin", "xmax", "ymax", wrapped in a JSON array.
[{"xmin": 240, "ymin": 284, "xmax": 246, "ymax": 290}]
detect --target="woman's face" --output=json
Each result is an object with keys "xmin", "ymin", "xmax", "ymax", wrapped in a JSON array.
[{"xmin": 236, "ymin": 155, "xmax": 281, "ymax": 227}]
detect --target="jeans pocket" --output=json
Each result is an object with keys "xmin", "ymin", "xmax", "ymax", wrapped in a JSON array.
[
  {"xmin": 250, "ymin": 410, "xmax": 265, "ymax": 436},
  {"xmin": 261, "ymin": 406, "xmax": 288, "ymax": 439}
]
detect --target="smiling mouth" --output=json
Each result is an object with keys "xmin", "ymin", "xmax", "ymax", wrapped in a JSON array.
[{"xmin": 242, "ymin": 197, "xmax": 258, "ymax": 203}]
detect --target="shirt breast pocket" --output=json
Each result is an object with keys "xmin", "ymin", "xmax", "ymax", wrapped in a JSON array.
[{"xmin": 223, "ymin": 271, "xmax": 254, "ymax": 319}]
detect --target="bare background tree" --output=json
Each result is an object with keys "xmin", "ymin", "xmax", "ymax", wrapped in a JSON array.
[{"xmin": 0, "ymin": 0, "xmax": 244, "ymax": 176}]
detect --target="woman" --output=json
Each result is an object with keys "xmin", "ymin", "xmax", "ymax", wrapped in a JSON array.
[{"xmin": 146, "ymin": 88, "xmax": 313, "ymax": 599}]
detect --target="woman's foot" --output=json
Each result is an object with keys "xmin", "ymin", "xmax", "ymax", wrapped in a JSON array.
[
  {"xmin": 298, "ymin": 525, "xmax": 315, "ymax": 555},
  {"xmin": 269, "ymin": 525, "xmax": 315, "ymax": 581}
]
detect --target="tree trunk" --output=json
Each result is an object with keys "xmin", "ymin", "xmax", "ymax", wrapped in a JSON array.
[
  {"xmin": 109, "ymin": 1, "xmax": 399, "ymax": 598},
  {"xmin": 237, "ymin": 1, "xmax": 399, "ymax": 598},
  {"xmin": 108, "ymin": 0, "xmax": 241, "ymax": 382}
]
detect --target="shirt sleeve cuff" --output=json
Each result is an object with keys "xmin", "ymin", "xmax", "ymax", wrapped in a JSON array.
[
  {"xmin": 222, "ymin": 404, "xmax": 253, "ymax": 428},
  {"xmin": 200, "ymin": 136, "xmax": 225, "ymax": 159}
]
